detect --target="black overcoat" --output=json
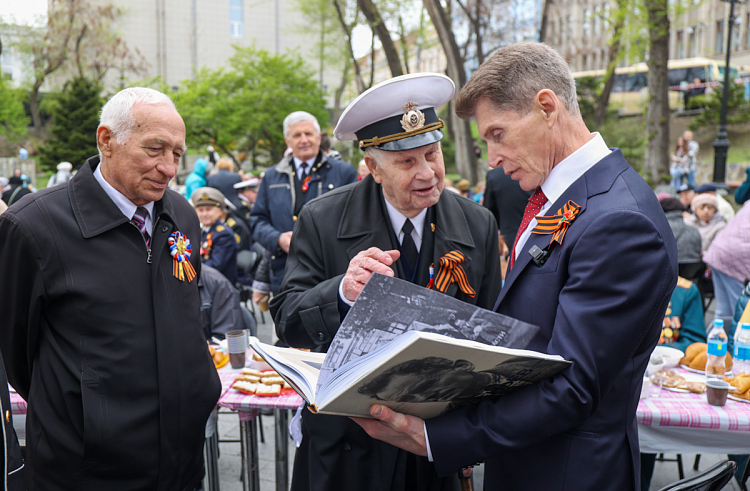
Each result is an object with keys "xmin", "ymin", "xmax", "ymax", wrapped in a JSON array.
[
  {"xmin": 271, "ymin": 174, "xmax": 502, "ymax": 491},
  {"xmin": 0, "ymin": 156, "xmax": 221, "ymax": 490}
]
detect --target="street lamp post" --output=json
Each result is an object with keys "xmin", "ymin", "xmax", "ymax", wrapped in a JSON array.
[{"xmin": 712, "ymin": 0, "xmax": 739, "ymax": 184}]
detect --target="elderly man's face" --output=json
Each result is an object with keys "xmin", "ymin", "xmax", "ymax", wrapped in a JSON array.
[
  {"xmin": 241, "ymin": 188, "xmax": 258, "ymax": 205},
  {"xmin": 285, "ymin": 120, "xmax": 321, "ymax": 162},
  {"xmin": 475, "ymin": 98, "xmax": 554, "ymax": 191},
  {"xmin": 99, "ymin": 103, "xmax": 186, "ymax": 206},
  {"xmin": 196, "ymin": 205, "xmax": 223, "ymax": 228},
  {"xmin": 366, "ymin": 142, "xmax": 445, "ymax": 218}
]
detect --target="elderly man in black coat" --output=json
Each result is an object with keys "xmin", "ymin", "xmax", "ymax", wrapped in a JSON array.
[
  {"xmin": 0, "ymin": 87, "xmax": 221, "ymax": 490},
  {"xmin": 271, "ymin": 73, "xmax": 502, "ymax": 491}
]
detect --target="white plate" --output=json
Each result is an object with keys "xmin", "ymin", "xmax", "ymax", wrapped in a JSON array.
[
  {"xmin": 652, "ymin": 346, "xmax": 684, "ymax": 368},
  {"xmin": 662, "ymin": 371, "xmax": 706, "ymax": 393},
  {"xmin": 728, "ymin": 394, "xmax": 750, "ymax": 404},
  {"xmin": 679, "ymin": 364, "xmax": 733, "ymax": 377}
]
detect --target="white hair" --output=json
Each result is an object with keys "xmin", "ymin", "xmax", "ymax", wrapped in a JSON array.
[
  {"xmin": 99, "ymin": 87, "xmax": 176, "ymax": 144},
  {"xmin": 283, "ymin": 111, "xmax": 320, "ymax": 138}
]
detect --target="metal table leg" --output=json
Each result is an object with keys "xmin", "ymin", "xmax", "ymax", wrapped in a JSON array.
[
  {"xmin": 275, "ymin": 409, "xmax": 289, "ymax": 491},
  {"xmin": 203, "ymin": 432, "xmax": 221, "ymax": 491},
  {"xmin": 240, "ymin": 417, "xmax": 261, "ymax": 491}
]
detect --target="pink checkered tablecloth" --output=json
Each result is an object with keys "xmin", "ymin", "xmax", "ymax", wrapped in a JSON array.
[
  {"xmin": 637, "ymin": 372, "xmax": 750, "ymax": 432},
  {"xmin": 217, "ymin": 368, "xmax": 304, "ymax": 421},
  {"xmin": 9, "ymin": 390, "xmax": 26, "ymax": 415}
]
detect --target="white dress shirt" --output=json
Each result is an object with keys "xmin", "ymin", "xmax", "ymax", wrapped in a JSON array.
[
  {"xmin": 512, "ymin": 133, "xmax": 611, "ymax": 263},
  {"xmin": 294, "ymin": 156, "xmax": 316, "ymax": 180}
]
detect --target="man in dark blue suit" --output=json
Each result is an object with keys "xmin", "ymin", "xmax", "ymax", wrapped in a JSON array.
[{"xmin": 354, "ymin": 42, "xmax": 678, "ymax": 490}]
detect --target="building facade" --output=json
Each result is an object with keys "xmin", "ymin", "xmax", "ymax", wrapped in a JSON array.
[
  {"xmin": 546, "ymin": 0, "xmax": 750, "ymax": 71},
  {"xmin": 90, "ymin": 0, "xmax": 341, "ymax": 97}
]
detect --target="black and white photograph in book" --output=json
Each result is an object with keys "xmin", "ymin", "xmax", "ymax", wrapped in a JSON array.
[
  {"xmin": 318, "ymin": 273, "xmax": 540, "ymax": 384},
  {"xmin": 357, "ymin": 354, "xmax": 565, "ymax": 414}
]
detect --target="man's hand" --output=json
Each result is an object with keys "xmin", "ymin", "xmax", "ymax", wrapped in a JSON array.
[
  {"xmin": 278, "ymin": 231, "xmax": 293, "ymax": 253},
  {"xmin": 252, "ymin": 291, "xmax": 270, "ymax": 305},
  {"xmin": 341, "ymin": 248, "xmax": 400, "ymax": 302},
  {"xmin": 351, "ymin": 405, "xmax": 428, "ymax": 457}
]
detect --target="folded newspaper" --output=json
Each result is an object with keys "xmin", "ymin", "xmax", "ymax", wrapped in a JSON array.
[{"xmin": 250, "ymin": 274, "xmax": 570, "ymax": 419}]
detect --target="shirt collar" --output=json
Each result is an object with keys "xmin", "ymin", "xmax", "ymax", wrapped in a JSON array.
[
  {"xmin": 383, "ymin": 198, "xmax": 427, "ymax": 243},
  {"xmin": 540, "ymin": 132, "xmax": 611, "ymax": 207},
  {"xmin": 93, "ymin": 163, "xmax": 155, "ymax": 230}
]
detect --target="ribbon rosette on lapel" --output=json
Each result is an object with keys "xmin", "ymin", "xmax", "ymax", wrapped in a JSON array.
[
  {"xmin": 430, "ymin": 250, "xmax": 476, "ymax": 298},
  {"xmin": 169, "ymin": 231, "xmax": 197, "ymax": 282},
  {"xmin": 531, "ymin": 200, "xmax": 581, "ymax": 246}
]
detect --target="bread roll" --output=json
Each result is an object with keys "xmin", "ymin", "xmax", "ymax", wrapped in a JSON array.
[
  {"xmin": 683, "ymin": 342, "xmax": 707, "ymax": 363},
  {"xmin": 689, "ymin": 351, "xmax": 707, "ymax": 370}
]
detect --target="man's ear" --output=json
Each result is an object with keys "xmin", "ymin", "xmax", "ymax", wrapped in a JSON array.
[
  {"xmin": 536, "ymin": 89, "xmax": 558, "ymax": 128},
  {"xmin": 364, "ymin": 154, "xmax": 381, "ymax": 183},
  {"xmin": 97, "ymin": 126, "xmax": 113, "ymax": 158}
]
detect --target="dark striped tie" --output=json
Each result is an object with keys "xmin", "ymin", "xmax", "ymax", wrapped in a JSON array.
[{"xmin": 132, "ymin": 206, "xmax": 151, "ymax": 248}]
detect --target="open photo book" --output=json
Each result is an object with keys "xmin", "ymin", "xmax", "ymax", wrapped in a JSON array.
[{"xmin": 250, "ymin": 274, "xmax": 571, "ymax": 419}]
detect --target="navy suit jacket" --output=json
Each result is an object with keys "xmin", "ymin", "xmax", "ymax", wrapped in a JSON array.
[{"xmin": 425, "ymin": 150, "xmax": 678, "ymax": 490}]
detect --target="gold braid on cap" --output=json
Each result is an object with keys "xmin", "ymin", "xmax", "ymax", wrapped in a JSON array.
[{"xmin": 359, "ymin": 119, "xmax": 445, "ymax": 149}]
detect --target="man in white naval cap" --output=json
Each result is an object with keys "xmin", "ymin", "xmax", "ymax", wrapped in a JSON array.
[{"xmin": 270, "ymin": 73, "xmax": 501, "ymax": 491}]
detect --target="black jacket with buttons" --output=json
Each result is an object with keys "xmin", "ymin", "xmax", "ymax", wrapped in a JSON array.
[{"xmin": 0, "ymin": 156, "xmax": 221, "ymax": 490}]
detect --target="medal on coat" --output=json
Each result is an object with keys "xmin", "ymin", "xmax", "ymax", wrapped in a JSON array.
[
  {"xmin": 169, "ymin": 232, "xmax": 197, "ymax": 282},
  {"xmin": 201, "ymin": 232, "xmax": 213, "ymax": 259},
  {"xmin": 530, "ymin": 200, "xmax": 581, "ymax": 246},
  {"xmin": 301, "ymin": 174, "xmax": 312, "ymax": 192}
]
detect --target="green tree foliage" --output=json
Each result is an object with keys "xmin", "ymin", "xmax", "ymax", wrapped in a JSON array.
[
  {"xmin": 689, "ymin": 82, "xmax": 750, "ymax": 131},
  {"xmin": 37, "ymin": 76, "xmax": 102, "ymax": 172},
  {"xmin": 168, "ymin": 46, "xmax": 328, "ymax": 165},
  {"xmin": 0, "ymin": 77, "xmax": 29, "ymax": 139}
]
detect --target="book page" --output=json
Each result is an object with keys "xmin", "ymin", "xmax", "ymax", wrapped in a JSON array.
[
  {"xmin": 250, "ymin": 339, "xmax": 326, "ymax": 402},
  {"xmin": 317, "ymin": 330, "xmax": 569, "ymax": 419},
  {"xmin": 318, "ymin": 274, "xmax": 540, "ymax": 389}
]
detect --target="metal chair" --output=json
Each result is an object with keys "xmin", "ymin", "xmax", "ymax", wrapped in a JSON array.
[{"xmin": 656, "ymin": 460, "xmax": 737, "ymax": 491}]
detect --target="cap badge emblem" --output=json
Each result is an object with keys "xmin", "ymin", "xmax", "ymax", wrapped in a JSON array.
[{"xmin": 401, "ymin": 101, "xmax": 425, "ymax": 132}]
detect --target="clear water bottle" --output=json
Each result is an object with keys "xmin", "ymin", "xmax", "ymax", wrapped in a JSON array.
[
  {"xmin": 734, "ymin": 322, "xmax": 750, "ymax": 376},
  {"xmin": 706, "ymin": 319, "xmax": 728, "ymax": 382}
]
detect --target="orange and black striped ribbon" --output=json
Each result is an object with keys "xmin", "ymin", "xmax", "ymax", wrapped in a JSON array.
[
  {"xmin": 530, "ymin": 200, "xmax": 581, "ymax": 246},
  {"xmin": 430, "ymin": 250, "xmax": 476, "ymax": 298}
]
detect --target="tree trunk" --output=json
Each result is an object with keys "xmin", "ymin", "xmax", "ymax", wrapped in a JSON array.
[
  {"xmin": 423, "ymin": 0, "xmax": 478, "ymax": 184},
  {"xmin": 644, "ymin": 0, "xmax": 670, "ymax": 184},
  {"xmin": 358, "ymin": 0, "xmax": 403, "ymax": 77},
  {"xmin": 29, "ymin": 84, "xmax": 44, "ymax": 137},
  {"xmin": 539, "ymin": 0, "xmax": 551, "ymax": 42},
  {"xmin": 332, "ymin": 61, "xmax": 351, "ymax": 126},
  {"xmin": 332, "ymin": 0, "xmax": 365, "ymax": 93},
  {"xmin": 593, "ymin": 8, "xmax": 624, "ymax": 127}
]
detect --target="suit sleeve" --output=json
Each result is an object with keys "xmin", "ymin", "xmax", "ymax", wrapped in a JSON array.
[
  {"xmin": 207, "ymin": 273, "xmax": 244, "ymax": 338},
  {"xmin": 270, "ymin": 205, "xmax": 345, "ymax": 349},
  {"xmin": 475, "ymin": 210, "xmax": 502, "ymax": 311},
  {"xmin": 425, "ymin": 210, "xmax": 675, "ymax": 475},
  {"xmin": 0, "ymin": 213, "xmax": 46, "ymax": 400}
]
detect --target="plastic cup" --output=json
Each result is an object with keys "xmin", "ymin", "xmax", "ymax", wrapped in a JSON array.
[
  {"xmin": 226, "ymin": 330, "xmax": 248, "ymax": 369},
  {"xmin": 706, "ymin": 380, "xmax": 730, "ymax": 406}
]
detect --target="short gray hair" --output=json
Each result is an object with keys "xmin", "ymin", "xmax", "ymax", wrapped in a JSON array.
[
  {"xmin": 456, "ymin": 42, "xmax": 580, "ymax": 119},
  {"xmin": 99, "ymin": 87, "xmax": 176, "ymax": 143},
  {"xmin": 283, "ymin": 111, "xmax": 320, "ymax": 138}
]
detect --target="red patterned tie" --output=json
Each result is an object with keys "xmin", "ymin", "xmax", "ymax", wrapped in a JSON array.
[{"xmin": 510, "ymin": 188, "xmax": 548, "ymax": 269}]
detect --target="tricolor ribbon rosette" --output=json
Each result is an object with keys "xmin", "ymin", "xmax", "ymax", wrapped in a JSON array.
[
  {"xmin": 428, "ymin": 250, "xmax": 476, "ymax": 298},
  {"xmin": 169, "ymin": 231, "xmax": 197, "ymax": 282},
  {"xmin": 531, "ymin": 200, "xmax": 581, "ymax": 246}
]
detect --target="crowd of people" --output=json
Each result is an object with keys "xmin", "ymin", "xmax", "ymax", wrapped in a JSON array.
[{"xmin": 0, "ymin": 41, "xmax": 748, "ymax": 491}]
